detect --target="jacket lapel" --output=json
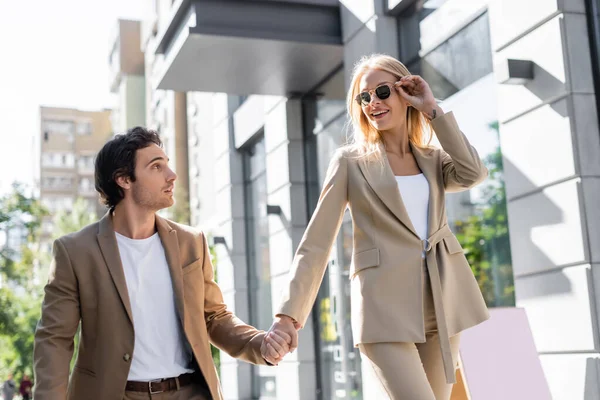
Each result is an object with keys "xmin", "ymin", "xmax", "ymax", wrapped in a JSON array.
[
  {"xmin": 357, "ymin": 145, "xmax": 419, "ymax": 238},
  {"xmin": 156, "ymin": 215, "xmax": 186, "ymax": 330},
  {"xmin": 97, "ymin": 212, "xmax": 134, "ymax": 325},
  {"xmin": 411, "ymin": 143, "xmax": 441, "ymax": 237}
]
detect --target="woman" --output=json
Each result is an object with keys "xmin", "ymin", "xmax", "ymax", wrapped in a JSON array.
[{"xmin": 264, "ymin": 54, "xmax": 490, "ymax": 399}]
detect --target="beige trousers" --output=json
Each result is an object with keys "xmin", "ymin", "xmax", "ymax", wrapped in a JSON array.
[
  {"xmin": 122, "ymin": 383, "xmax": 211, "ymax": 400},
  {"xmin": 358, "ymin": 262, "xmax": 462, "ymax": 400}
]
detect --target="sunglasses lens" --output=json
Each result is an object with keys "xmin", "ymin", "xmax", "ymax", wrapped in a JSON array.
[
  {"xmin": 357, "ymin": 92, "xmax": 371, "ymax": 105},
  {"xmin": 375, "ymin": 85, "xmax": 391, "ymax": 100}
]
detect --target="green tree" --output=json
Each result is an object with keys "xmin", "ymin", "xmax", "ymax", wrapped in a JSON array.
[
  {"xmin": 171, "ymin": 185, "xmax": 191, "ymax": 226},
  {"xmin": 53, "ymin": 198, "xmax": 97, "ymax": 238},
  {"xmin": 454, "ymin": 123, "xmax": 515, "ymax": 307},
  {"xmin": 207, "ymin": 236, "xmax": 221, "ymax": 376},
  {"xmin": 0, "ymin": 183, "xmax": 48, "ymax": 380}
]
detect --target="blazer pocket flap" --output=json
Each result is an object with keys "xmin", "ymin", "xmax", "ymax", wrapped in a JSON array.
[
  {"xmin": 351, "ymin": 248, "xmax": 380, "ymax": 277},
  {"xmin": 182, "ymin": 258, "xmax": 203, "ymax": 274},
  {"xmin": 73, "ymin": 365, "xmax": 96, "ymax": 377},
  {"xmin": 443, "ymin": 235, "xmax": 464, "ymax": 254}
]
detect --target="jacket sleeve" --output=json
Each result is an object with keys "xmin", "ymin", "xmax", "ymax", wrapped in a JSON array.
[
  {"xmin": 431, "ymin": 111, "xmax": 488, "ymax": 192},
  {"xmin": 33, "ymin": 238, "xmax": 80, "ymax": 400},
  {"xmin": 201, "ymin": 232, "xmax": 268, "ymax": 365},
  {"xmin": 275, "ymin": 149, "xmax": 349, "ymax": 327}
]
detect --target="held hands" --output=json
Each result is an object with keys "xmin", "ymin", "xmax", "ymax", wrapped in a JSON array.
[
  {"xmin": 394, "ymin": 75, "xmax": 443, "ymax": 120},
  {"xmin": 260, "ymin": 315, "xmax": 301, "ymax": 365}
]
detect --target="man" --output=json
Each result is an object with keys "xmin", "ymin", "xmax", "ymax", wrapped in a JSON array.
[
  {"xmin": 1, "ymin": 373, "xmax": 16, "ymax": 400},
  {"xmin": 34, "ymin": 127, "xmax": 291, "ymax": 400}
]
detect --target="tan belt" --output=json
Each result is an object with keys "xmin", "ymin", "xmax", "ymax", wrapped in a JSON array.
[{"xmin": 423, "ymin": 224, "xmax": 456, "ymax": 384}]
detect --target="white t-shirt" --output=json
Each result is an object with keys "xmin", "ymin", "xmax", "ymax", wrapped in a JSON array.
[
  {"xmin": 395, "ymin": 173, "xmax": 430, "ymax": 240},
  {"xmin": 115, "ymin": 232, "xmax": 194, "ymax": 380}
]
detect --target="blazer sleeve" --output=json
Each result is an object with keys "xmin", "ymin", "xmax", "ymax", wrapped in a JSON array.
[
  {"xmin": 431, "ymin": 111, "xmax": 488, "ymax": 192},
  {"xmin": 201, "ymin": 232, "xmax": 268, "ymax": 365},
  {"xmin": 33, "ymin": 238, "xmax": 81, "ymax": 400},
  {"xmin": 275, "ymin": 149, "xmax": 349, "ymax": 327}
]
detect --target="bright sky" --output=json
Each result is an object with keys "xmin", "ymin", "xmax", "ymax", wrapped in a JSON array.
[{"xmin": 0, "ymin": 0, "xmax": 151, "ymax": 195}]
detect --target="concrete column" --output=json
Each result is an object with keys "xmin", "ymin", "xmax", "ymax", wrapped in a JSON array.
[
  {"xmin": 174, "ymin": 91, "xmax": 190, "ymax": 224},
  {"xmin": 488, "ymin": 0, "xmax": 600, "ymax": 398},
  {"xmin": 264, "ymin": 98, "xmax": 318, "ymax": 400},
  {"xmin": 340, "ymin": 0, "xmax": 399, "ymax": 86}
]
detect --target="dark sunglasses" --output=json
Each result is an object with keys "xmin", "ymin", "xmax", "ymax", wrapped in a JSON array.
[{"xmin": 355, "ymin": 83, "xmax": 393, "ymax": 106}]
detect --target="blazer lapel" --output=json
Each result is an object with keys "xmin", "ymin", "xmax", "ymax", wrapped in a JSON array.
[
  {"xmin": 156, "ymin": 215, "xmax": 186, "ymax": 330},
  {"xmin": 411, "ymin": 143, "xmax": 442, "ymax": 237},
  {"xmin": 97, "ymin": 212, "xmax": 134, "ymax": 325},
  {"xmin": 357, "ymin": 145, "xmax": 419, "ymax": 238}
]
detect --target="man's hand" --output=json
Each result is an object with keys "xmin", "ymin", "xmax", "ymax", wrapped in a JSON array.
[
  {"xmin": 261, "ymin": 315, "xmax": 300, "ymax": 365},
  {"xmin": 261, "ymin": 329, "xmax": 291, "ymax": 365}
]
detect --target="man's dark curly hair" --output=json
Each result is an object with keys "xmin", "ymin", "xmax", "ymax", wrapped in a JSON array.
[{"xmin": 95, "ymin": 126, "xmax": 162, "ymax": 210}]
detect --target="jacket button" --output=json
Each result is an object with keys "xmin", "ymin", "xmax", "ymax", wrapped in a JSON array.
[{"xmin": 123, "ymin": 353, "xmax": 131, "ymax": 362}]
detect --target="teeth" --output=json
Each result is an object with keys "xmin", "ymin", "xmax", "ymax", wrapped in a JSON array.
[{"xmin": 373, "ymin": 111, "xmax": 387, "ymax": 116}]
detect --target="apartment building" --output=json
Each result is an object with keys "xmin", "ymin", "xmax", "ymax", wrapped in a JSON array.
[{"xmin": 37, "ymin": 106, "xmax": 112, "ymax": 252}]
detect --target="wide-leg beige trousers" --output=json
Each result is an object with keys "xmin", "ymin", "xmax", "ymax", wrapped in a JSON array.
[{"xmin": 359, "ymin": 262, "xmax": 461, "ymax": 400}]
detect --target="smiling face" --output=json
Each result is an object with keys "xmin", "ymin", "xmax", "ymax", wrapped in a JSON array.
[
  {"xmin": 121, "ymin": 144, "xmax": 177, "ymax": 212},
  {"xmin": 358, "ymin": 68, "xmax": 409, "ymax": 134}
]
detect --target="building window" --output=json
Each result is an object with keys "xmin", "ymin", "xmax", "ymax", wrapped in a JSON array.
[
  {"xmin": 43, "ymin": 120, "xmax": 75, "ymax": 136},
  {"xmin": 585, "ymin": 0, "xmax": 600, "ymax": 127},
  {"xmin": 78, "ymin": 155, "xmax": 95, "ymax": 171},
  {"xmin": 77, "ymin": 121, "xmax": 93, "ymax": 135},
  {"xmin": 242, "ymin": 136, "xmax": 277, "ymax": 399},
  {"xmin": 42, "ymin": 176, "xmax": 73, "ymax": 190},
  {"xmin": 42, "ymin": 152, "xmax": 75, "ymax": 169}
]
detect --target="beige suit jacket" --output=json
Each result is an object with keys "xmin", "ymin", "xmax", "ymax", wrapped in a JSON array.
[
  {"xmin": 33, "ymin": 214, "xmax": 267, "ymax": 400},
  {"xmin": 277, "ymin": 111, "xmax": 490, "ymax": 384}
]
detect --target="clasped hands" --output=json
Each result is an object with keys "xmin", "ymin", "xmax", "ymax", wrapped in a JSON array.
[{"xmin": 260, "ymin": 315, "xmax": 302, "ymax": 365}]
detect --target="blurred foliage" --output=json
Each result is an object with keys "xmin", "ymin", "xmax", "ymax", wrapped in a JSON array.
[
  {"xmin": 172, "ymin": 186, "xmax": 191, "ymax": 226},
  {"xmin": 207, "ymin": 235, "xmax": 221, "ymax": 376},
  {"xmin": 454, "ymin": 122, "xmax": 515, "ymax": 307},
  {"xmin": 0, "ymin": 183, "xmax": 48, "ymax": 381}
]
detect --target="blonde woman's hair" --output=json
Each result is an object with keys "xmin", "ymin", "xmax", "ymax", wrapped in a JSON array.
[{"xmin": 345, "ymin": 54, "xmax": 432, "ymax": 160}]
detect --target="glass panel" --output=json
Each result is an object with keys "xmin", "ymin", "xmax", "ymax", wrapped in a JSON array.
[
  {"xmin": 410, "ymin": 12, "xmax": 493, "ymax": 100},
  {"xmin": 438, "ymin": 74, "xmax": 515, "ymax": 307},
  {"xmin": 243, "ymin": 137, "xmax": 277, "ymax": 399}
]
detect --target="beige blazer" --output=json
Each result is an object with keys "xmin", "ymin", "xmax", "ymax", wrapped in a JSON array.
[
  {"xmin": 277, "ymin": 111, "xmax": 490, "ymax": 384},
  {"xmin": 34, "ymin": 214, "xmax": 267, "ymax": 400}
]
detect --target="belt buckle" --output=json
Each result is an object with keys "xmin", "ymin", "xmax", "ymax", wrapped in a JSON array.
[{"xmin": 149, "ymin": 379, "xmax": 164, "ymax": 395}]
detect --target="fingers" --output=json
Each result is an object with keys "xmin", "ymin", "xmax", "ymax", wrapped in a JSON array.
[
  {"xmin": 271, "ymin": 328, "xmax": 292, "ymax": 345},
  {"xmin": 289, "ymin": 328, "xmax": 298, "ymax": 352},
  {"xmin": 260, "ymin": 339, "xmax": 278, "ymax": 365},
  {"xmin": 266, "ymin": 331, "xmax": 290, "ymax": 357},
  {"xmin": 398, "ymin": 79, "xmax": 417, "ymax": 95},
  {"xmin": 261, "ymin": 340, "xmax": 284, "ymax": 365},
  {"xmin": 266, "ymin": 342, "xmax": 283, "ymax": 361}
]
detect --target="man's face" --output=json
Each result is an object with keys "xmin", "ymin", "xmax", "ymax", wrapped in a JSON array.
[{"xmin": 128, "ymin": 144, "xmax": 177, "ymax": 212}]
